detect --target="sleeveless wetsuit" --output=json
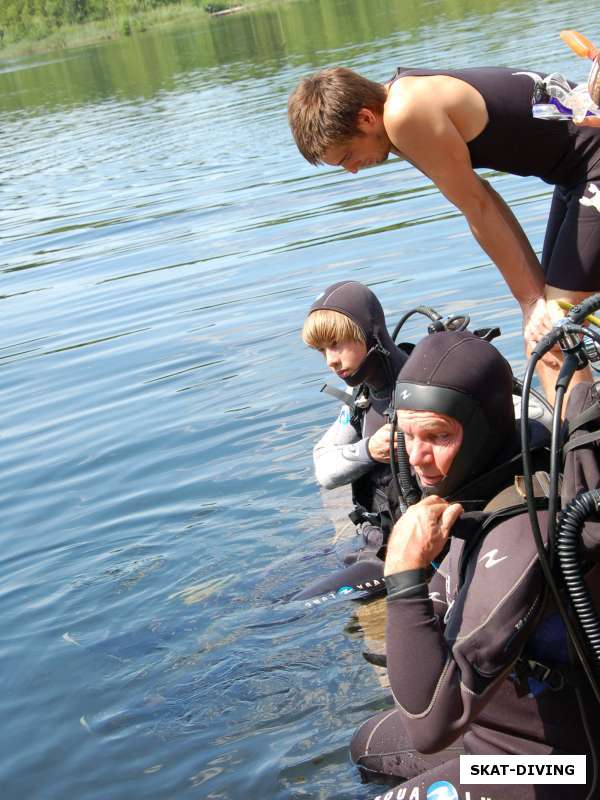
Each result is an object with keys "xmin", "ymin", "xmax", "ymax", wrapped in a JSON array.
[{"xmin": 392, "ymin": 67, "xmax": 600, "ymax": 291}]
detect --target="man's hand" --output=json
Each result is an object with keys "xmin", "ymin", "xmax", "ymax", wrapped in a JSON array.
[
  {"xmin": 384, "ymin": 495, "xmax": 463, "ymax": 575},
  {"xmin": 368, "ymin": 423, "xmax": 396, "ymax": 463},
  {"xmin": 522, "ymin": 296, "xmax": 561, "ymax": 369}
]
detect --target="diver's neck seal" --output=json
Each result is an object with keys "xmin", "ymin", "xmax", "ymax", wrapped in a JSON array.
[{"xmin": 345, "ymin": 341, "xmax": 392, "ymax": 389}]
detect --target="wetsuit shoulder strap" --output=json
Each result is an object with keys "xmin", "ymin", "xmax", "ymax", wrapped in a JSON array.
[
  {"xmin": 455, "ymin": 444, "xmax": 551, "ymax": 512},
  {"xmin": 563, "ymin": 394, "xmax": 600, "ymax": 455},
  {"xmin": 320, "ymin": 383, "xmax": 356, "ymax": 409},
  {"xmin": 455, "ymin": 502, "xmax": 536, "ymax": 546},
  {"xmin": 566, "ymin": 399, "xmax": 600, "ymax": 436},
  {"xmin": 484, "ymin": 471, "xmax": 552, "ymax": 512},
  {"xmin": 456, "ymin": 488, "xmax": 548, "ymax": 586},
  {"xmin": 320, "ymin": 382, "xmax": 369, "ymax": 439},
  {"xmin": 320, "ymin": 381, "xmax": 369, "ymax": 408},
  {"xmin": 563, "ymin": 429, "xmax": 600, "ymax": 455}
]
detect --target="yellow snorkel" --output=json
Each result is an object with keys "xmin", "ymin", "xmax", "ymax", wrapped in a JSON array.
[
  {"xmin": 556, "ymin": 299, "xmax": 600, "ymax": 328},
  {"xmin": 560, "ymin": 29, "xmax": 600, "ymax": 106}
]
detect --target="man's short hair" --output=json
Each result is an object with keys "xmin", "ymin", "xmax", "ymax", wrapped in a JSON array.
[
  {"xmin": 302, "ymin": 309, "xmax": 365, "ymax": 350},
  {"xmin": 288, "ymin": 67, "xmax": 386, "ymax": 165}
]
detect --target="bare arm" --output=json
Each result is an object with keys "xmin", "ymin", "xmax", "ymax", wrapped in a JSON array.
[{"xmin": 384, "ymin": 80, "xmax": 546, "ymax": 313}]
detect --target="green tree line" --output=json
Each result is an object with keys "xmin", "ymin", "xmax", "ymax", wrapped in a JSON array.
[{"xmin": 0, "ymin": 0, "xmax": 213, "ymax": 45}]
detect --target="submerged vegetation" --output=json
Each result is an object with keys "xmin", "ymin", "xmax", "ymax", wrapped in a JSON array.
[{"xmin": 0, "ymin": 0, "xmax": 248, "ymax": 56}]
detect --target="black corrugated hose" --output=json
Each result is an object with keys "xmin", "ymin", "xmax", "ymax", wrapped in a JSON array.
[{"xmin": 556, "ymin": 490, "xmax": 600, "ymax": 672}]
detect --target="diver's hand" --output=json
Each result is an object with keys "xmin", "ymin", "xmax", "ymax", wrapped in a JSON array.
[
  {"xmin": 384, "ymin": 495, "xmax": 463, "ymax": 574},
  {"xmin": 522, "ymin": 296, "xmax": 552, "ymax": 344},
  {"xmin": 522, "ymin": 297, "xmax": 561, "ymax": 369},
  {"xmin": 367, "ymin": 424, "xmax": 397, "ymax": 463}
]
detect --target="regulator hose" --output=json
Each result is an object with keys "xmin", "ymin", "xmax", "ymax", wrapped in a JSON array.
[
  {"xmin": 556, "ymin": 490, "xmax": 600, "ymax": 673},
  {"xmin": 392, "ymin": 306, "xmax": 471, "ymax": 342},
  {"xmin": 397, "ymin": 429, "xmax": 419, "ymax": 505},
  {"xmin": 388, "ymin": 412, "xmax": 420, "ymax": 518},
  {"xmin": 392, "ymin": 306, "xmax": 442, "ymax": 341}
]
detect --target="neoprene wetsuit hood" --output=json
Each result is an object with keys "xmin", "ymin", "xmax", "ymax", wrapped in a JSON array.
[
  {"xmin": 393, "ymin": 330, "xmax": 516, "ymax": 498},
  {"xmin": 308, "ymin": 281, "xmax": 407, "ymax": 389}
]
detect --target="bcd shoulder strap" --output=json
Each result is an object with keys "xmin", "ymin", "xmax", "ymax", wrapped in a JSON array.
[
  {"xmin": 320, "ymin": 382, "xmax": 369, "ymax": 437},
  {"xmin": 561, "ymin": 381, "xmax": 600, "ymax": 504},
  {"xmin": 563, "ymin": 386, "xmax": 600, "ymax": 455}
]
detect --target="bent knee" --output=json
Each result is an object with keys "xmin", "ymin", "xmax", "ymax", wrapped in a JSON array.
[
  {"xmin": 349, "ymin": 708, "xmax": 417, "ymax": 778},
  {"xmin": 349, "ymin": 713, "xmax": 378, "ymax": 765}
]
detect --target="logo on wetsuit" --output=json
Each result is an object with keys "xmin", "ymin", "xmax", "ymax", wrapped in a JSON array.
[
  {"xmin": 478, "ymin": 548, "xmax": 508, "ymax": 569},
  {"xmin": 512, "ymin": 70, "xmax": 544, "ymax": 84},
  {"xmin": 374, "ymin": 781, "xmax": 496, "ymax": 799},
  {"xmin": 427, "ymin": 782, "xmax": 460, "ymax": 800},
  {"xmin": 338, "ymin": 407, "xmax": 351, "ymax": 425}
]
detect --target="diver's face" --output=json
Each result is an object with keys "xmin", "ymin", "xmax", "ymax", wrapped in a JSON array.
[
  {"xmin": 396, "ymin": 410, "xmax": 463, "ymax": 488},
  {"xmin": 322, "ymin": 109, "xmax": 391, "ymax": 174},
  {"xmin": 320, "ymin": 339, "xmax": 367, "ymax": 381}
]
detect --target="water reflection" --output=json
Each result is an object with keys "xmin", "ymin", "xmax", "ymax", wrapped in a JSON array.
[
  {"xmin": 0, "ymin": 0, "xmax": 582, "ymax": 114},
  {"xmin": 1, "ymin": 0, "xmax": 599, "ymax": 798}
]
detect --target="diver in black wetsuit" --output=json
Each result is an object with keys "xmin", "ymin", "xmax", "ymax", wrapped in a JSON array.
[
  {"xmin": 348, "ymin": 331, "xmax": 600, "ymax": 800},
  {"xmin": 288, "ymin": 65, "xmax": 600, "ymax": 404},
  {"xmin": 296, "ymin": 281, "xmax": 408, "ymax": 599}
]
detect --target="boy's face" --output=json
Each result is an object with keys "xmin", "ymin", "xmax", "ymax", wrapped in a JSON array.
[
  {"xmin": 321, "ymin": 108, "xmax": 390, "ymax": 174},
  {"xmin": 319, "ymin": 338, "xmax": 367, "ymax": 381},
  {"xmin": 322, "ymin": 131, "xmax": 390, "ymax": 174}
]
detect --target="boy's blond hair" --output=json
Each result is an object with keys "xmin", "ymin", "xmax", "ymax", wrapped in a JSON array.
[
  {"xmin": 302, "ymin": 309, "xmax": 365, "ymax": 350},
  {"xmin": 288, "ymin": 67, "xmax": 387, "ymax": 165}
]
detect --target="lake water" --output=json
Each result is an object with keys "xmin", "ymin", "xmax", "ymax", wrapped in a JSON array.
[{"xmin": 1, "ymin": 1, "xmax": 599, "ymax": 798}]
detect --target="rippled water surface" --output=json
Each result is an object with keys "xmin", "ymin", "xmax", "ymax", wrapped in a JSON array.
[{"xmin": 1, "ymin": 1, "xmax": 599, "ymax": 797}]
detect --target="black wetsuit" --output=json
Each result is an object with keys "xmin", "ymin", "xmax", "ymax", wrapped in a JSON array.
[
  {"xmin": 296, "ymin": 281, "xmax": 408, "ymax": 601},
  {"xmin": 350, "ymin": 377, "xmax": 600, "ymax": 800},
  {"xmin": 392, "ymin": 67, "xmax": 600, "ymax": 291},
  {"xmin": 352, "ymin": 513, "xmax": 600, "ymax": 800}
]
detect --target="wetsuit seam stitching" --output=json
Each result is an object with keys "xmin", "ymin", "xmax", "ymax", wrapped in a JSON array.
[
  {"xmin": 364, "ymin": 708, "xmax": 400, "ymax": 754},
  {"xmin": 452, "ymin": 550, "xmax": 538, "ymax": 644},
  {"xmin": 391, "ymin": 657, "xmax": 453, "ymax": 719}
]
